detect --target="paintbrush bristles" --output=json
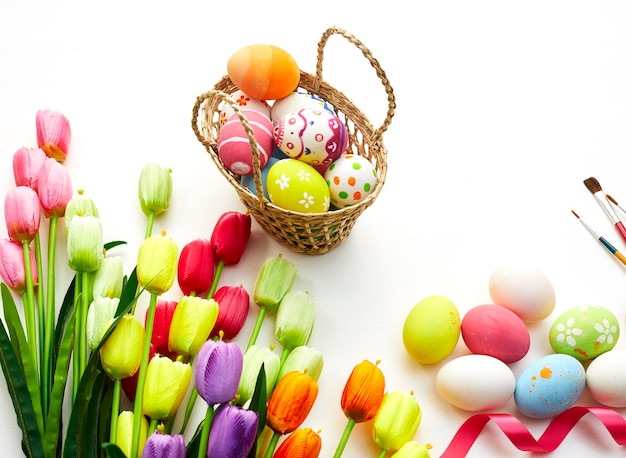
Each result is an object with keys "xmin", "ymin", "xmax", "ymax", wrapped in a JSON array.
[{"xmin": 584, "ymin": 176, "xmax": 602, "ymax": 194}]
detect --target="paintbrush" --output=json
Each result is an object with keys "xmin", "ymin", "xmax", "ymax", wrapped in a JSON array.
[
  {"xmin": 583, "ymin": 176, "xmax": 626, "ymax": 243},
  {"xmin": 571, "ymin": 210, "xmax": 626, "ymax": 266},
  {"xmin": 606, "ymin": 194, "xmax": 626, "ymax": 216}
]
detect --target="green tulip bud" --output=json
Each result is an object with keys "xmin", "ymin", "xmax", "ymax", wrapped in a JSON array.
[
  {"xmin": 138, "ymin": 163, "xmax": 172, "ymax": 217},
  {"xmin": 86, "ymin": 296, "xmax": 119, "ymax": 350},
  {"xmin": 237, "ymin": 345, "xmax": 280, "ymax": 405},
  {"xmin": 278, "ymin": 345, "xmax": 324, "ymax": 381},
  {"xmin": 275, "ymin": 290, "xmax": 315, "ymax": 350},
  {"xmin": 373, "ymin": 390, "xmax": 423, "ymax": 454},
  {"xmin": 67, "ymin": 215, "xmax": 103, "ymax": 273}
]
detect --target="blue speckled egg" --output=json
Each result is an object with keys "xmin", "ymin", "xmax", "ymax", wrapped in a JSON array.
[{"xmin": 514, "ymin": 353, "xmax": 585, "ymax": 418}]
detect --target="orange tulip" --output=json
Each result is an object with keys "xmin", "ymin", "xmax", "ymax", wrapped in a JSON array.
[
  {"xmin": 274, "ymin": 428, "xmax": 322, "ymax": 458},
  {"xmin": 266, "ymin": 370, "xmax": 318, "ymax": 435},
  {"xmin": 341, "ymin": 360, "xmax": 385, "ymax": 423}
]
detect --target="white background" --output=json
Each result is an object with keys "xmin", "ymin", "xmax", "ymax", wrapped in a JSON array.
[{"xmin": 2, "ymin": 1, "xmax": 626, "ymax": 457}]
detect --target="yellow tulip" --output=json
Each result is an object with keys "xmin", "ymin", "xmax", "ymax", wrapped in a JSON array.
[
  {"xmin": 168, "ymin": 296, "xmax": 218, "ymax": 356},
  {"xmin": 142, "ymin": 355, "xmax": 192, "ymax": 420},
  {"xmin": 100, "ymin": 315, "xmax": 144, "ymax": 380}
]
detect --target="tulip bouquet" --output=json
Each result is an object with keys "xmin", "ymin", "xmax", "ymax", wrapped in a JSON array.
[{"xmin": 0, "ymin": 109, "xmax": 326, "ymax": 458}]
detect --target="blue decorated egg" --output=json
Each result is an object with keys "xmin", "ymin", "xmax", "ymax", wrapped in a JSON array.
[{"xmin": 514, "ymin": 354, "xmax": 585, "ymax": 418}]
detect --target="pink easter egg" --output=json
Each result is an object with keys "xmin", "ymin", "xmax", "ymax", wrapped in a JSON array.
[
  {"xmin": 273, "ymin": 107, "xmax": 348, "ymax": 166},
  {"xmin": 461, "ymin": 304, "xmax": 530, "ymax": 364},
  {"xmin": 218, "ymin": 110, "xmax": 273, "ymax": 176}
]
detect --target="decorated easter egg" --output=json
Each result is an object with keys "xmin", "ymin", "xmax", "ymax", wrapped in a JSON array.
[
  {"xmin": 220, "ymin": 90, "xmax": 271, "ymax": 126},
  {"xmin": 461, "ymin": 304, "xmax": 530, "ymax": 364},
  {"xmin": 586, "ymin": 349, "xmax": 626, "ymax": 407},
  {"xmin": 241, "ymin": 156, "xmax": 279, "ymax": 199},
  {"xmin": 514, "ymin": 354, "xmax": 585, "ymax": 418},
  {"xmin": 489, "ymin": 264, "xmax": 556, "ymax": 322},
  {"xmin": 324, "ymin": 154, "xmax": 378, "ymax": 208},
  {"xmin": 217, "ymin": 110, "xmax": 273, "ymax": 176},
  {"xmin": 266, "ymin": 158, "xmax": 330, "ymax": 213},
  {"xmin": 403, "ymin": 295, "xmax": 461, "ymax": 364},
  {"xmin": 227, "ymin": 44, "xmax": 299, "ymax": 100},
  {"xmin": 270, "ymin": 90, "xmax": 335, "ymax": 122},
  {"xmin": 274, "ymin": 108, "xmax": 348, "ymax": 166},
  {"xmin": 548, "ymin": 305, "xmax": 619, "ymax": 361},
  {"xmin": 436, "ymin": 354, "xmax": 516, "ymax": 411}
]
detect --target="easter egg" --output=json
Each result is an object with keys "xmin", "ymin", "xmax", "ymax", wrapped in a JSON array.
[
  {"xmin": 227, "ymin": 44, "xmax": 299, "ymax": 100},
  {"xmin": 220, "ymin": 90, "xmax": 271, "ymax": 126},
  {"xmin": 436, "ymin": 355, "xmax": 516, "ymax": 411},
  {"xmin": 403, "ymin": 295, "xmax": 461, "ymax": 364},
  {"xmin": 241, "ymin": 156, "xmax": 279, "ymax": 199},
  {"xmin": 461, "ymin": 304, "xmax": 530, "ymax": 364},
  {"xmin": 489, "ymin": 264, "xmax": 556, "ymax": 322},
  {"xmin": 217, "ymin": 110, "xmax": 273, "ymax": 176},
  {"xmin": 274, "ymin": 108, "xmax": 348, "ymax": 166},
  {"xmin": 548, "ymin": 304, "xmax": 619, "ymax": 361},
  {"xmin": 586, "ymin": 349, "xmax": 626, "ymax": 407},
  {"xmin": 514, "ymin": 354, "xmax": 585, "ymax": 418},
  {"xmin": 270, "ymin": 90, "xmax": 335, "ymax": 122},
  {"xmin": 266, "ymin": 158, "xmax": 330, "ymax": 213},
  {"xmin": 324, "ymin": 154, "xmax": 378, "ymax": 208}
]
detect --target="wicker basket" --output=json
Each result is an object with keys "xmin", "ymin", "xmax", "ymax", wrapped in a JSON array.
[{"xmin": 192, "ymin": 26, "xmax": 395, "ymax": 255}]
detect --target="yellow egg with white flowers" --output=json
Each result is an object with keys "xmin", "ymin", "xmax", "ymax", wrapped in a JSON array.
[{"xmin": 266, "ymin": 159, "xmax": 330, "ymax": 213}]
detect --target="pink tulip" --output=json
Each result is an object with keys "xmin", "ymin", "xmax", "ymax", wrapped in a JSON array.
[
  {"xmin": 4, "ymin": 186, "xmax": 41, "ymax": 243},
  {"xmin": 177, "ymin": 238, "xmax": 214, "ymax": 297},
  {"xmin": 37, "ymin": 157, "xmax": 73, "ymax": 218},
  {"xmin": 36, "ymin": 109, "xmax": 71, "ymax": 162},
  {"xmin": 210, "ymin": 285, "xmax": 250, "ymax": 340},
  {"xmin": 12, "ymin": 147, "xmax": 47, "ymax": 191},
  {"xmin": 0, "ymin": 238, "xmax": 38, "ymax": 292},
  {"xmin": 210, "ymin": 211, "xmax": 252, "ymax": 266}
]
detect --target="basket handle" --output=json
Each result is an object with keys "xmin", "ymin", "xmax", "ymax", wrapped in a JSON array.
[
  {"xmin": 191, "ymin": 90, "xmax": 268, "ymax": 204},
  {"xmin": 314, "ymin": 26, "xmax": 396, "ymax": 144}
]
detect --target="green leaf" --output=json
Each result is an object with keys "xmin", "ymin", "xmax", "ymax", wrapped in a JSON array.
[
  {"xmin": 185, "ymin": 421, "xmax": 204, "ymax": 458},
  {"xmin": 0, "ymin": 285, "xmax": 44, "ymax": 458},
  {"xmin": 44, "ymin": 309, "xmax": 76, "ymax": 457},
  {"xmin": 246, "ymin": 364, "xmax": 268, "ymax": 458},
  {"xmin": 116, "ymin": 267, "xmax": 139, "ymax": 317},
  {"xmin": 103, "ymin": 241, "xmax": 127, "ymax": 252},
  {"xmin": 101, "ymin": 443, "xmax": 127, "ymax": 458}
]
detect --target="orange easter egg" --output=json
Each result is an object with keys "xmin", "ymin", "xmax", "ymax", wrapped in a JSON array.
[{"xmin": 227, "ymin": 44, "xmax": 300, "ymax": 101}]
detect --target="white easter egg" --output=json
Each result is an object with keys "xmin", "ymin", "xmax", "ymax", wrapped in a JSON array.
[
  {"xmin": 273, "ymin": 108, "xmax": 348, "ymax": 166},
  {"xmin": 270, "ymin": 90, "xmax": 335, "ymax": 122},
  {"xmin": 324, "ymin": 154, "xmax": 378, "ymax": 208},
  {"xmin": 586, "ymin": 349, "xmax": 626, "ymax": 407},
  {"xmin": 436, "ymin": 354, "xmax": 516, "ymax": 411}
]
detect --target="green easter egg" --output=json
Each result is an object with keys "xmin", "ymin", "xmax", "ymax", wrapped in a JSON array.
[{"xmin": 549, "ymin": 305, "xmax": 619, "ymax": 361}]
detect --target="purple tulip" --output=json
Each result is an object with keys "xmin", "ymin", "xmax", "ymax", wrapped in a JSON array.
[
  {"xmin": 141, "ymin": 431, "xmax": 185, "ymax": 458},
  {"xmin": 194, "ymin": 340, "xmax": 243, "ymax": 405},
  {"xmin": 207, "ymin": 404, "xmax": 258, "ymax": 458}
]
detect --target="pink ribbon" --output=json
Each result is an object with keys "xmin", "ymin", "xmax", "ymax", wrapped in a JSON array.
[{"xmin": 439, "ymin": 406, "xmax": 626, "ymax": 457}]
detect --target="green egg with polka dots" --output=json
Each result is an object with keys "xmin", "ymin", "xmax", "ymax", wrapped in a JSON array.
[{"xmin": 549, "ymin": 305, "xmax": 619, "ymax": 361}]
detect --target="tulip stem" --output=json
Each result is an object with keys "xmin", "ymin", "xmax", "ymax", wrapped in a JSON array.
[
  {"xmin": 21, "ymin": 242, "xmax": 38, "ymax": 379},
  {"xmin": 197, "ymin": 404, "xmax": 215, "ymax": 458},
  {"xmin": 207, "ymin": 260, "xmax": 224, "ymax": 299},
  {"xmin": 378, "ymin": 449, "xmax": 388, "ymax": 458},
  {"xmin": 264, "ymin": 432, "xmax": 280, "ymax": 458},
  {"xmin": 148, "ymin": 418, "xmax": 159, "ymax": 436},
  {"xmin": 333, "ymin": 418, "xmax": 356, "ymax": 458},
  {"xmin": 109, "ymin": 379, "xmax": 122, "ymax": 443},
  {"xmin": 34, "ymin": 232, "xmax": 46, "ymax": 411},
  {"xmin": 246, "ymin": 307, "xmax": 266, "ymax": 352},
  {"xmin": 43, "ymin": 216, "xmax": 58, "ymax": 414},
  {"xmin": 131, "ymin": 292, "xmax": 158, "ymax": 458},
  {"xmin": 144, "ymin": 212, "xmax": 155, "ymax": 239},
  {"xmin": 72, "ymin": 273, "xmax": 82, "ymax": 401},
  {"xmin": 79, "ymin": 271, "xmax": 91, "ymax": 375},
  {"xmin": 178, "ymin": 387, "xmax": 199, "ymax": 435}
]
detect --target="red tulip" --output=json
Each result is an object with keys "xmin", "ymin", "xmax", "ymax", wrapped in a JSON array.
[
  {"xmin": 12, "ymin": 147, "xmax": 47, "ymax": 191},
  {"xmin": 4, "ymin": 186, "xmax": 41, "ymax": 243},
  {"xmin": 210, "ymin": 284, "xmax": 250, "ymax": 340},
  {"xmin": 177, "ymin": 238, "xmax": 214, "ymax": 297},
  {"xmin": 37, "ymin": 157, "xmax": 73, "ymax": 218},
  {"xmin": 148, "ymin": 299, "xmax": 178, "ymax": 359},
  {"xmin": 36, "ymin": 109, "xmax": 71, "ymax": 162},
  {"xmin": 210, "ymin": 211, "xmax": 251, "ymax": 266}
]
